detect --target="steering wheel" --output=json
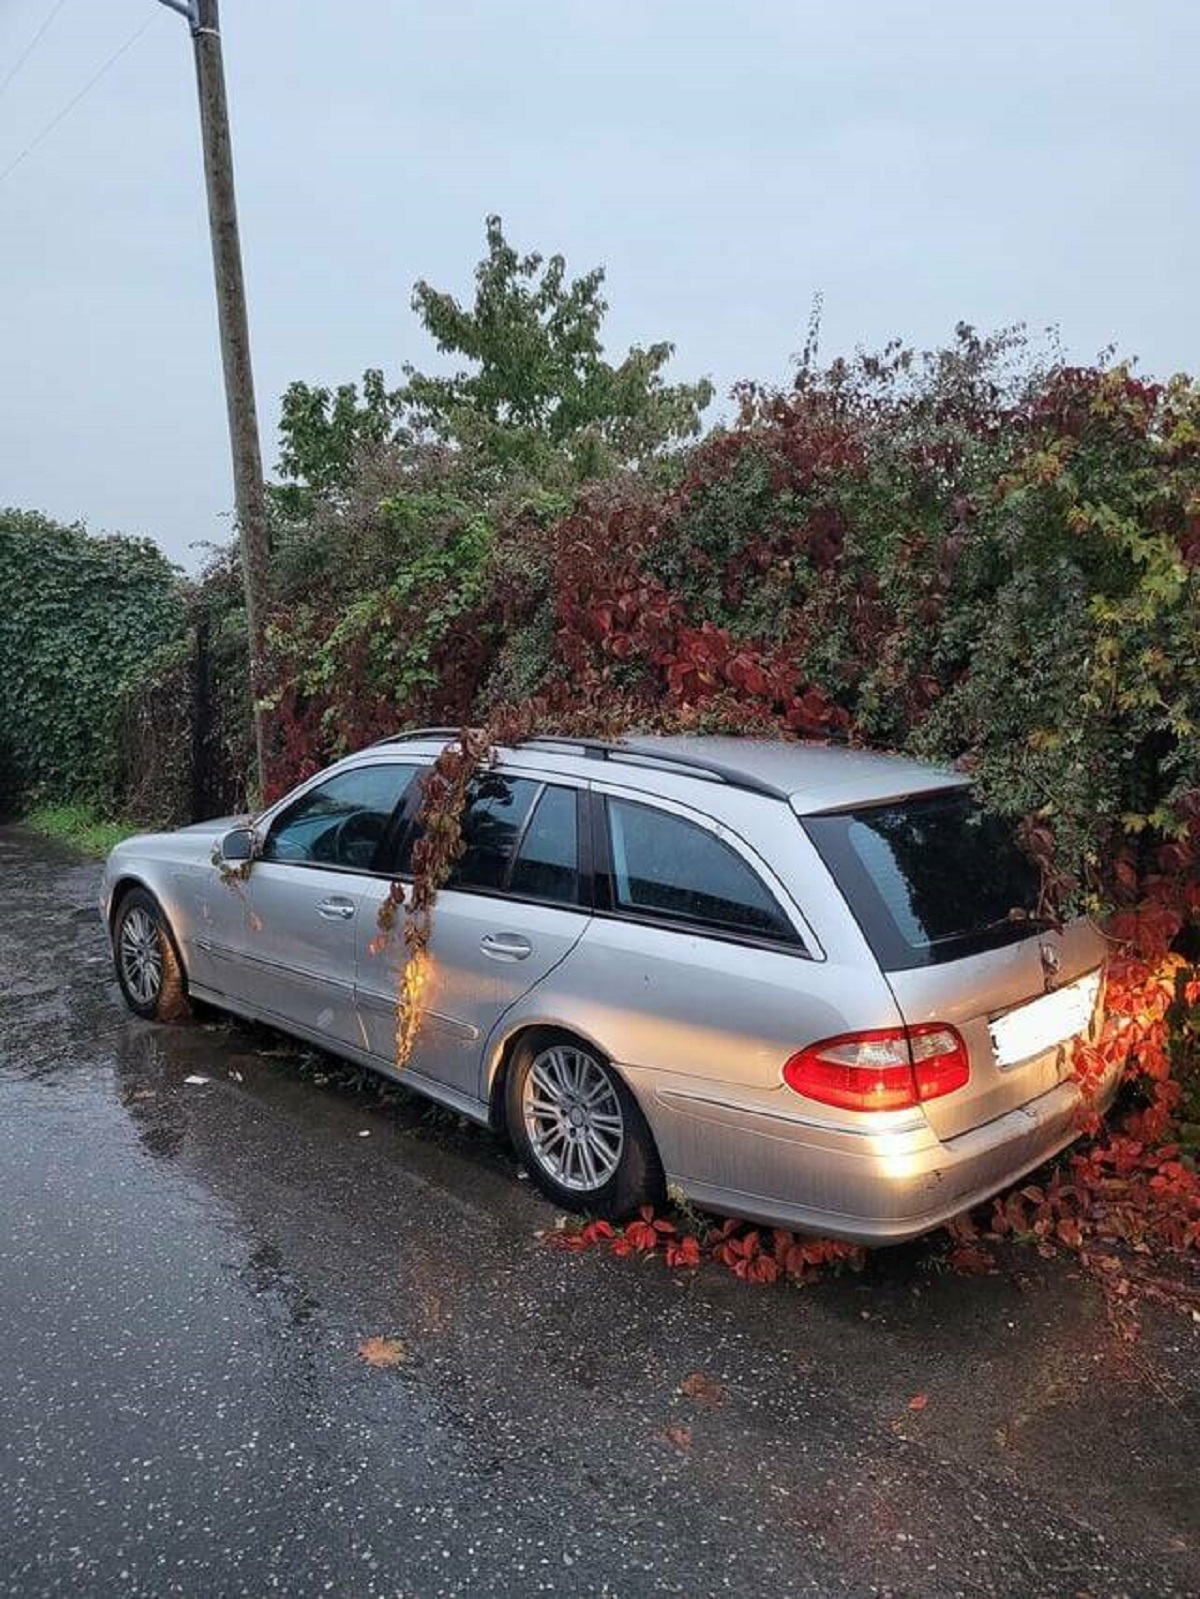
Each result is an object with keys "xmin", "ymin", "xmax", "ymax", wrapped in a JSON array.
[{"xmin": 329, "ymin": 809, "xmax": 385, "ymax": 868}]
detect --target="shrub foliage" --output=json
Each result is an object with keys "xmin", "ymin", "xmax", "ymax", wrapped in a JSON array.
[
  {"xmin": 264, "ymin": 326, "xmax": 1200, "ymax": 920},
  {"xmin": 0, "ymin": 509, "xmax": 186, "ymax": 813}
]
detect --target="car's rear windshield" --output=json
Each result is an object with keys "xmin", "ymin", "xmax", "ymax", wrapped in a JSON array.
[{"xmin": 802, "ymin": 788, "xmax": 1043, "ymax": 971}]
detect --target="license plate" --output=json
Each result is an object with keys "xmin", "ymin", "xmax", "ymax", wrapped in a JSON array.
[{"xmin": 989, "ymin": 971, "xmax": 1101, "ymax": 1068}]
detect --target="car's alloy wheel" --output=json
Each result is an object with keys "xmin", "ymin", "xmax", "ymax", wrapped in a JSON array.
[
  {"xmin": 506, "ymin": 1030, "xmax": 665, "ymax": 1219},
  {"xmin": 119, "ymin": 906, "xmax": 164, "ymax": 1007},
  {"xmin": 113, "ymin": 888, "xmax": 191, "ymax": 1023},
  {"xmin": 521, "ymin": 1042, "xmax": 626, "ymax": 1193}
]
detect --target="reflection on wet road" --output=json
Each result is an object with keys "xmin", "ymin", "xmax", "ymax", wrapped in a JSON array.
[{"xmin": 1, "ymin": 827, "xmax": 1198, "ymax": 1596}]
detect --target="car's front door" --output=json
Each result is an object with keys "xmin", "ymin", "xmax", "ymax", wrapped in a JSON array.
[
  {"xmin": 218, "ymin": 761, "xmax": 420, "ymax": 1048},
  {"xmin": 356, "ymin": 772, "xmax": 591, "ymax": 1104}
]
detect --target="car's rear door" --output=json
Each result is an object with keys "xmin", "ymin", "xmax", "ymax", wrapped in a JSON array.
[
  {"xmin": 802, "ymin": 789, "xmax": 1108, "ymax": 1139},
  {"xmin": 217, "ymin": 761, "xmax": 421, "ymax": 1048},
  {"xmin": 355, "ymin": 770, "xmax": 592, "ymax": 1104},
  {"xmin": 560, "ymin": 785, "xmax": 878, "ymax": 1089}
]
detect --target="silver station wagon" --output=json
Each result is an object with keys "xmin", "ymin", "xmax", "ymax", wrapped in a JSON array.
[{"xmin": 101, "ymin": 733, "xmax": 1114, "ymax": 1243}]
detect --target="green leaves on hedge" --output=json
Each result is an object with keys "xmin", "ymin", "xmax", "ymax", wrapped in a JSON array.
[{"xmin": 0, "ymin": 509, "xmax": 186, "ymax": 810}]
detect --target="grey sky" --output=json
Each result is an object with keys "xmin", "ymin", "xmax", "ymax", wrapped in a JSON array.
[{"xmin": 1, "ymin": 0, "xmax": 1195, "ymax": 570}]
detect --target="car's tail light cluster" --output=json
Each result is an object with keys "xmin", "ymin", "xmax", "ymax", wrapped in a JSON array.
[{"xmin": 782, "ymin": 1024, "xmax": 969, "ymax": 1113}]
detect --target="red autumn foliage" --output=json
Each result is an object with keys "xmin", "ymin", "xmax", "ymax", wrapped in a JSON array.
[
  {"xmin": 543, "ymin": 1208, "xmax": 865, "ymax": 1287},
  {"xmin": 663, "ymin": 1232, "xmax": 702, "ymax": 1269}
]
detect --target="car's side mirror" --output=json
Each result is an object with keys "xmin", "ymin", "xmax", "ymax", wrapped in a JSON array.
[{"xmin": 220, "ymin": 826, "xmax": 257, "ymax": 863}]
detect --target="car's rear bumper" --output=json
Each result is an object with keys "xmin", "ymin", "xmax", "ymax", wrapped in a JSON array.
[{"xmin": 637, "ymin": 1066, "xmax": 1121, "ymax": 1245}]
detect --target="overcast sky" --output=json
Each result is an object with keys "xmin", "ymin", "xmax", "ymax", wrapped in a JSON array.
[{"xmin": 1, "ymin": 0, "xmax": 1195, "ymax": 569}]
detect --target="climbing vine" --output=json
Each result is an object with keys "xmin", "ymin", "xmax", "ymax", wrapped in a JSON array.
[
  {"xmin": 369, "ymin": 698, "xmax": 643, "ymax": 1068},
  {"xmin": 369, "ymin": 715, "xmax": 536, "ymax": 1069},
  {"xmin": 0, "ymin": 509, "xmax": 185, "ymax": 811}
]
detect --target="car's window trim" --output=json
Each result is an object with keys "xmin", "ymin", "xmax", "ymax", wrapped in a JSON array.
[
  {"xmin": 590, "ymin": 791, "xmax": 809, "ymax": 955},
  {"xmin": 496, "ymin": 781, "xmax": 546, "ymax": 893},
  {"xmin": 260, "ymin": 759, "xmax": 423, "ymax": 876},
  {"xmin": 431, "ymin": 880, "xmax": 594, "ymax": 917},
  {"xmin": 252, "ymin": 857, "xmax": 401, "ymax": 883},
  {"xmin": 588, "ymin": 902, "xmax": 813, "ymax": 959}
]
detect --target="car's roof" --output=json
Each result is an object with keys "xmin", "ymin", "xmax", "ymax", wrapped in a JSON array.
[
  {"xmin": 619, "ymin": 735, "xmax": 965, "ymax": 813},
  {"xmin": 367, "ymin": 731, "xmax": 966, "ymax": 814}
]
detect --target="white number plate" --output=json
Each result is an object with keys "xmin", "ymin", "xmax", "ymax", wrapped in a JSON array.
[{"xmin": 989, "ymin": 971, "xmax": 1101, "ymax": 1068}]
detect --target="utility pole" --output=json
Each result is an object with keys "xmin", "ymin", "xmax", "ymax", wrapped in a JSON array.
[{"xmin": 158, "ymin": 0, "xmax": 269, "ymax": 800}]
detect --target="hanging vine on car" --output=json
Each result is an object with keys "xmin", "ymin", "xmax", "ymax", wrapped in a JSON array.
[{"xmin": 369, "ymin": 704, "xmax": 546, "ymax": 1070}]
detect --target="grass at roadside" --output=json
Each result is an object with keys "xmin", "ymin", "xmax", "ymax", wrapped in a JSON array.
[{"xmin": 20, "ymin": 804, "xmax": 140, "ymax": 857}]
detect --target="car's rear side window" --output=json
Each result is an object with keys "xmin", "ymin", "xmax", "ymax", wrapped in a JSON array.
[
  {"xmin": 395, "ymin": 774, "xmax": 584, "ymax": 904},
  {"xmin": 803, "ymin": 788, "xmax": 1043, "ymax": 970},
  {"xmin": 605, "ymin": 797, "xmax": 796, "ymax": 943}
]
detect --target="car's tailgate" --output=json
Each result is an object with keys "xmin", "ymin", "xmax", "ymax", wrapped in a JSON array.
[{"xmin": 886, "ymin": 921, "xmax": 1107, "ymax": 1140}]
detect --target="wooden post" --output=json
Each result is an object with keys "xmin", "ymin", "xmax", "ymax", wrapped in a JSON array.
[{"xmin": 162, "ymin": 0, "xmax": 270, "ymax": 799}]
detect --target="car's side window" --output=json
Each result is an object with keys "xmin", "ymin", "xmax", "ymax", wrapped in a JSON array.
[
  {"xmin": 605, "ymin": 797, "xmax": 796, "ymax": 943},
  {"xmin": 509, "ymin": 784, "xmax": 581, "ymax": 906},
  {"xmin": 395, "ymin": 774, "xmax": 584, "ymax": 903},
  {"xmin": 263, "ymin": 764, "xmax": 419, "ymax": 871}
]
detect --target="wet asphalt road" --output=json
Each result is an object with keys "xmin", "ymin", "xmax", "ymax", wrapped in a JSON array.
[{"xmin": 1, "ymin": 830, "xmax": 1199, "ymax": 1598}]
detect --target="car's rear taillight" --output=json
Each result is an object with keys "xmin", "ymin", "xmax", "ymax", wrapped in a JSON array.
[
  {"xmin": 907, "ymin": 1024, "xmax": 971, "ymax": 1101},
  {"xmin": 782, "ymin": 1024, "xmax": 969, "ymax": 1113}
]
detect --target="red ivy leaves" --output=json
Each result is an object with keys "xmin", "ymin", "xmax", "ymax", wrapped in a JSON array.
[
  {"xmin": 654, "ymin": 623, "xmax": 851, "ymax": 735},
  {"xmin": 615, "ymin": 1207, "xmax": 678, "ymax": 1255},
  {"xmin": 544, "ymin": 1209, "xmax": 865, "ymax": 1286},
  {"xmin": 982, "ymin": 1136, "xmax": 1200, "ymax": 1258},
  {"xmin": 713, "ymin": 1227, "xmax": 781, "ymax": 1284},
  {"xmin": 664, "ymin": 1233, "xmax": 702, "ymax": 1270}
]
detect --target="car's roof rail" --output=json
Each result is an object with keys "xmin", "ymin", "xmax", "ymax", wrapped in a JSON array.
[
  {"xmin": 521, "ymin": 737, "xmax": 788, "ymax": 800},
  {"xmin": 369, "ymin": 728, "xmax": 787, "ymax": 800},
  {"xmin": 369, "ymin": 727, "xmax": 462, "ymax": 746}
]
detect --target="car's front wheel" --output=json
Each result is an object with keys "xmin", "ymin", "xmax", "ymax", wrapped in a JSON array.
[
  {"xmin": 505, "ymin": 1030, "xmax": 665, "ymax": 1219},
  {"xmin": 113, "ymin": 888, "xmax": 191, "ymax": 1022}
]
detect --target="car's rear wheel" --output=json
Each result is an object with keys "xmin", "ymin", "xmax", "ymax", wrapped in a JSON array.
[
  {"xmin": 505, "ymin": 1030, "xmax": 665, "ymax": 1219},
  {"xmin": 113, "ymin": 888, "xmax": 191, "ymax": 1023}
]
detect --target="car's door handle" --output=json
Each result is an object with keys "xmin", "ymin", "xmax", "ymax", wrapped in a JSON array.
[
  {"xmin": 316, "ymin": 897, "xmax": 356, "ymax": 921},
  {"xmin": 480, "ymin": 932, "xmax": 533, "ymax": 961}
]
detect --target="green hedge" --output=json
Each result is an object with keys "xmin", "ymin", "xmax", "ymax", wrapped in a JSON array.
[{"xmin": 0, "ymin": 509, "xmax": 186, "ymax": 812}]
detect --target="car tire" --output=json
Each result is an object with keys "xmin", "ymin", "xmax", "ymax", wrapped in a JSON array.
[
  {"xmin": 113, "ymin": 887, "xmax": 191, "ymax": 1023},
  {"xmin": 505, "ymin": 1029, "xmax": 665, "ymax": 1220}
]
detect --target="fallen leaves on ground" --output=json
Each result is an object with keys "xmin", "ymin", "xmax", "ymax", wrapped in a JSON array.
[
  {"xmin": 358, "ymin": 1336, "xmax": 408, "ymax": 1368},
  {"xmin": 678, "ymin": 1371, "xmax": 726, "ymax": 1407},
  {"xmin": 665, "ymin": 1233, "xmax": 702, "ymax": 1269},
  {"xmin": 946, "ymin": 1242, "xmax": 996, "ymax": 1275},
  {"xmin": 541, "ymin": 1206, "xmax": 864, "ymax": 1288},
  {"xmin": 658, "ymin": 1424, "xmax": 691, "ymax": 1451}
]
